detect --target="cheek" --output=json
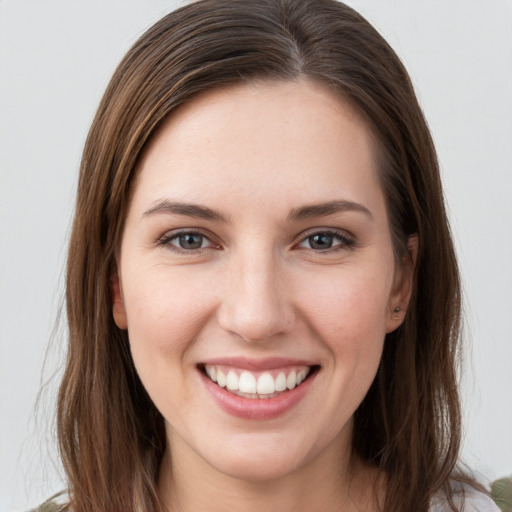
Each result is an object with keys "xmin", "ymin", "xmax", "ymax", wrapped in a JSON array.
[
  {"xmin": 284, "ymin": 269, "xmax": 390, "ymax": 448},
  {"xmin": 298, "ymin": 267, "xmax": 391, "ymax": 342},
  {"xmin": 120, "ymin": 267, "xmax": 221, "ymax": 421},
  {"xmin": 295, "ymin": 266, "xmax": 390, "ymax": 392},
  {"xmin": 121, "ymin": 266, "xmax": 216, "ymax": 374}
]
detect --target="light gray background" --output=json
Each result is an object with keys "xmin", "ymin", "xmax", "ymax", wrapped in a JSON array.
[{"xmin": 1, "ymin": 1, "xmax": 511, "ymax": 510}]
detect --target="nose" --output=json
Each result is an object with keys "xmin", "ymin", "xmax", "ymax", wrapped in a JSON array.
[{"xmin": 217, "ymin": 250, "xmax": 295, "ymax": 343}]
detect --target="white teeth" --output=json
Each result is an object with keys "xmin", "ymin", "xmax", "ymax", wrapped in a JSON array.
[
  {"xmin": 226, "ymin": 370, "xmax": 239, "ymax": 391},
  {"xmin": 205, "ymin": 365, "xmax": 217, "ymax": 382},
  {"xmin": 238, "ymin": 371, "xmax": 257, "ymax": 394},
  {"xmin": 204, "ymin": 365, "xmax": 313, "ymax": 396},
  {"xmin": 286, "ymin": 370, "xmax": 297, "ymax": 390},
  {"xmin": 216, "ymin": 369, "xmax": 226, "ymax": 388},
  {"xmin": 275, "ymin": 372, "xmax": 287, "ymax": 392},
  {"xmin": 256, "ymin": 372, "xmax": 275, "ymax": 394}
]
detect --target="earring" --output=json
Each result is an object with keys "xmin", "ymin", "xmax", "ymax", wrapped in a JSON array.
[{"xmin": 393, "ymin": 306, "xmax": 401, "ymax": 319}]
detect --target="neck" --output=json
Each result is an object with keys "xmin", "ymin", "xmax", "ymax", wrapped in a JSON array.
[{"xmin": 157, "ymin": 427, "xmax": 383, "ymax": 512}]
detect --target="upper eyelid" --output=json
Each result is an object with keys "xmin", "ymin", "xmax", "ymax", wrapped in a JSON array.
[
  {"xmin": 295, "ymin": 227, "xmax": 354, "ymax": 242},
  {"xmin": 158, "ymin": 227, "xmax": 217, "ymax": 242}
]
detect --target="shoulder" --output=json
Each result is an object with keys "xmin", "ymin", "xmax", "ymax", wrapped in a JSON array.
[{"xmin": 430, "ymin": 483, "xmax": 500, "ymax": 512}]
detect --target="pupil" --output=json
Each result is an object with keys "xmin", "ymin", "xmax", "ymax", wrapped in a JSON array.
[
  {"xmin": 180, "ymin": 233, "xmax": 202, "ymax": 249},
  {"xmin": 310, "ymin": 233, "xmax": 333, "ymax": 250}
]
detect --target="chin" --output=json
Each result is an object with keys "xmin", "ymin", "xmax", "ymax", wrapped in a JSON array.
[
  {"xmin": 197, "ymin": 431, "xmax": 318, "ymax": 483},
  {"xmin": 210, "ymin": 453, "xmax": 303, "ymax": 483}
]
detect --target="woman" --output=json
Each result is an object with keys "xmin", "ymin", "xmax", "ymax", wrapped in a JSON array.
[{"xmin": 38, "ymin": 0, "xmax": 499, "ymax": 511}]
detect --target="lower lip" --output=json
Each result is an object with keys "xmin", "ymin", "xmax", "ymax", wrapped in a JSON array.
[{"xmin": 199, "ymin": 369, "xmax": 317, "ymax": 420}]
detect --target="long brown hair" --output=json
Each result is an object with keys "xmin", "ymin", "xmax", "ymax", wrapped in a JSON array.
[{"xmin": 58, "ymin": 1, "xmax": 468, "ymax": 510}]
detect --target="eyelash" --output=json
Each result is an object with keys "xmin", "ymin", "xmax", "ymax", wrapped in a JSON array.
[{"xmin": 157, "ymin": 229, "xmax": 356, "ymax": 255}]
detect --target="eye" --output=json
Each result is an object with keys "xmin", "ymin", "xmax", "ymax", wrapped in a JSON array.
[
  {"xmin": 173, "ymin": 232, "xmax": 208, "ymax": 250},
  {"xmin": 297, "ymin": 231, "xmax": 353, "ymax": 251},
  {"xmin": 159, "ymin": 231, "xmax": 215, "ymax": 252}
]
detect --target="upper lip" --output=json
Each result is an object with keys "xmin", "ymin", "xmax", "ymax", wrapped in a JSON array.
[{"xmin": 199, "ymin": 357, "xmax": 318, "ymax": 371}]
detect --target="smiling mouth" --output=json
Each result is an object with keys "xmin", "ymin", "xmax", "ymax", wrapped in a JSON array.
[{"xmin": 200, "ymin": 364, "xmax": 320, "ymax": 399}]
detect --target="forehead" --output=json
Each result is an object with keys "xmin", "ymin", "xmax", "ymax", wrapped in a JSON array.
[{"xmin": 132, "ymin": 79, "xmax": 383, "ymax": 216}]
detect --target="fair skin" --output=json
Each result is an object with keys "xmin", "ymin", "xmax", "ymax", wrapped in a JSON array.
[{"xmin": 113, "ymin": 80, "xmax": 415, "ymax": 512}]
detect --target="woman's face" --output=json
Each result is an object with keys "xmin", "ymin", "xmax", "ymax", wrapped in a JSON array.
[{"xmin": 113, "ymin": 80, "xmax": 412, "ymax": 482}]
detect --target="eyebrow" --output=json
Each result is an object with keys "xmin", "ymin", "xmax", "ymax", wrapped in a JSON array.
[
  {"xmin": 142, "ymin": 200, "xmax": 229, "ymax": 222},
  {"xmin": 286, "ymin": 200, "xmax": 373, "ymax": 222},
  {"xmin": 142, "ymin": 198, "xmax": 373, "ymax": 223}
]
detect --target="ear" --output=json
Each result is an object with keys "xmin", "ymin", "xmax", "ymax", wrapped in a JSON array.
[
  {"xmin": 385, "ymin": 234, "xmax": 418, "ymax": 333},
  {"xmin": 112, "ymin": 273, "xmax": 128, "ymax": 330}
]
